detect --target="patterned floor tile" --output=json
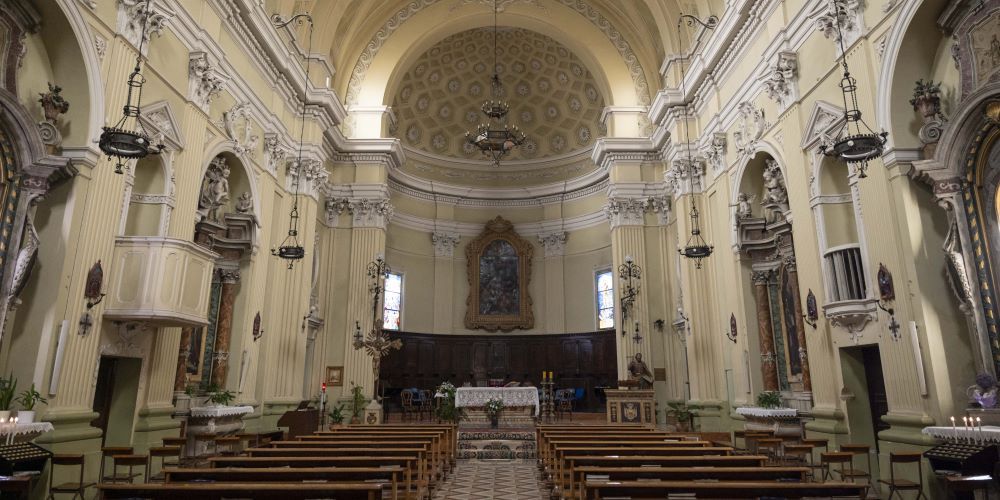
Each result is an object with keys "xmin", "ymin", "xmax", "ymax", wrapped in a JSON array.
[{"xmin": 433, "ymin": 459, "xmax": 546, "ymax": 500}]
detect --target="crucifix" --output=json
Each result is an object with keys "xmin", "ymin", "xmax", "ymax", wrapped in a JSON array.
[{"xmin": 353, "ymin": 255, "xmax": 403, "ymax": 400}]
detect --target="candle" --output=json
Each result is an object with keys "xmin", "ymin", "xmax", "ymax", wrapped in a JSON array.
[
  {"xmin": 952, "ymin": 416, "xmax": 958, "ymax": 441},
  {"xmin": 978, "ymin": 417, "xmax": 983, "ymax": 444}
]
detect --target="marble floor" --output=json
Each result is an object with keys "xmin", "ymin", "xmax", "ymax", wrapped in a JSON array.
[{"xmin": 432, "ymin": 459, "xmax": 547, "ymax": 500}]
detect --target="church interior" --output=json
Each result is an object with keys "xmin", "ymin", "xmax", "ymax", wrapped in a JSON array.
[{"xmin": 0, "ymin": 0, "xmax": 997, "ymax": 498}]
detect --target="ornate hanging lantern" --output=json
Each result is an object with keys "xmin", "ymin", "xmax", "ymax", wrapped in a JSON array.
[
  {"xmin": 819, "ymin": 0, "xmax": 888, "ymax": 178},
  {"xmin": 270, "ymin": 13, "xmax": 315, "ymax": 267},
  {"xmin": 98, "ymin": 0, "xmax": 163, "ymax": 174}
]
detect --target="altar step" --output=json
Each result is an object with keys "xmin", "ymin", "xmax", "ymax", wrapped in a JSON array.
[{"xmin": 457, "ymin": 430, "xmax": 536, "ymax": 460}]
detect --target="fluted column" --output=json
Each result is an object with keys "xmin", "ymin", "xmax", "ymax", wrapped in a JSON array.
[
  {"xmin": 210, "ymin": 269, "xmax": 240, "ymax": 387},
  {"xmin": 752, "ymin": 270, "xmax": 780, "ymax": 391},
  {"xmin": 606, "ymin": 199, "xmax": 652, "ymax": 380},
  {"xmin": 432, "ymin": 231, "xmax": 460, "ymax": 332},
  {"xmin": 343, "ymin": 227, "xmax": 388, "ymax": 395},
  {"xmin": 539, "ymin": 231, "xmax": 567, "ymax": 333},
  {"xmin": 784, "ymin": 257, "xmax": 812, "ymax": 392}
]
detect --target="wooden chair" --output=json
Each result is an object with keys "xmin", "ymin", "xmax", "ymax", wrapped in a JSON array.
[
  {"xmin": 99, "ymin": 447, "xmax": 134, "ymax": 483},
  {"xmin": 401, "ymin": 390, "xmax": 418, "ymax": 422},
  {"xmin": 419, "ymin": 390, "xmax": 433, "ymax": 420},
  {"xmin": 756, "ymin": 437, "xmax": 784, "ymax": 464},
  {"xmin": 840, "ymin": 443, "xmax": 873, "ymax": 493},
  {"xmin": 821, "ymin": 451, "xmax": 854, "ymax": 482},
  {"xmin": 146, "ymin": 447, "xmax": 181, "ymax": 483},
  {"xmin": 878, "ymin": 451, "xmax": 928, "ymax": 499},
  {"xmin": 802, "ymin": 437, "xmax": 828, "ymax": 467},
  {"xmin": 161, "ymin": 437, "xmax": 187, "ymax": 458},
  {"xmin": 555, "ymin": 389, "xmax": 573, "ymax": 421},
  {"xmin": 781, "ymin": 443, "xmax": 815, "ymax": 479},
  {"xmin": 110, "ymin": 454, "xmax": 148, "ymax": 484},
  {"xmin": 47, "ymin": 454, "xmax": 95, "ymax": 500}
]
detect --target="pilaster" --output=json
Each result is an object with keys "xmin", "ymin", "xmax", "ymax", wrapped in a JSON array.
[
  {"xmin": 432, "ymin": 231, "xmax": 459, "ymax": 333},
  {"xmin": 538, "ymin": 231, "xmax": 567, "ymax": 333}
]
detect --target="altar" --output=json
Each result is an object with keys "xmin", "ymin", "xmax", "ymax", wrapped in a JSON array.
[{"xmin": 455, "ymin": 387, "xmax": 539, "ymax": 425}]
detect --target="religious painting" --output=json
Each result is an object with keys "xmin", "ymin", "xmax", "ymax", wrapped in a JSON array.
[
  {"xmin": 465, "ymin": 216, "xmax": 534, "ymax": 331},
  {"xmin": 186, "ymin": 326, "xmax": 206, "ymax": 382},
  {"xmin": 326, "ymin": 366, "xmax": 343, "ymax": 387},
  {"xmin": 779, "ymin": 266, "xmax": 803, "ymax": 377}
]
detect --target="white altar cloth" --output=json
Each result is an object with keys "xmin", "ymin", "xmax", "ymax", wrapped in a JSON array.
[
  {"xmin": 923, "ymin": 425, "xmax": 1000, "ymax": 443},
  {"xmin": 735, "ymin": 407, "xmax": 798, "ymax": 418},
  {"xmin": 455, "ymin": 387, "xmax": 540, "ymax": 416},
  {"xmin": 190, "ymin": 405, "xmax": 254, "ymax": 418}
]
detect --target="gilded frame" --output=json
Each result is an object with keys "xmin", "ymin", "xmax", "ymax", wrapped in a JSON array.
[{"xmin": 465, "ymin": 216, "xmax": 534, "ymax": 331}]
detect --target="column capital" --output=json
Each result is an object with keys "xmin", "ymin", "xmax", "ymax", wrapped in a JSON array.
[
  {"xmin": 217, "ymin": 268, "xmax": 240, "ymax": 284},
  {"xmin": 604, "ymin": 197, "xmax": 647, "ymax": 229},
  {"xmin": 431, "ymin": 231, "xmax": 461, "ymax": 258},
  {"xmin": 751, "ymin": 270, "xmax": 771, "ymax": 286},
  {"xmin": 537, "ymin": 231, "xmax": 567, "ymax": 257}
]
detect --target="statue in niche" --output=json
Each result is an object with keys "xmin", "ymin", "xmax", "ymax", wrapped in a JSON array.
[
  {"xmin": 627, "ymin": 353, "xmax": 653, "ymax": 390},
  {"xmin": 235, "ymin": 192, "xmax": 253, "ymax": 214},
  {"xmin": 761, "ymin": 160, "xmax": 789, "ymax": 221},
  {"xmin": 198, "ymin": 157, "xmax": 231, "ymax": 222},
  {"xmin": 733, "ymin": 192, "xmax": 755, "ymax": 220}
]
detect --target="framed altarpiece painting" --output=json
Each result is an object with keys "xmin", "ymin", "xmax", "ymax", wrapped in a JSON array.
[{"xmin": 464, "ymin": 216, "xmax": 534, "ymax": 331}]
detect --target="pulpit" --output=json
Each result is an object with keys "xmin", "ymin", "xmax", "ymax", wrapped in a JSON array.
[{"xmin": 605, "ymin": 389, "xmax": 655, "ymax": 425}]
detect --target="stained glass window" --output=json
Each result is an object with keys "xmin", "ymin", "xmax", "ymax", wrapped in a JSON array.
[
  {"xmin": 383, "ymin": 272, "xmax": 402, "ymax": 330},
  {"xmin": 597, "ymin": 270, "xmax": 614, "ymax": 330}
]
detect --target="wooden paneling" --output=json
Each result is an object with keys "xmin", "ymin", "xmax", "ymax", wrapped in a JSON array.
[{"xmin": 380, "ymin": 331, "xmax": 618, "ymax": 411}]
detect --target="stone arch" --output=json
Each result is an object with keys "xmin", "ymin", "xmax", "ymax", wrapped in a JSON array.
[
  {"xmin": 347, "ymin": 2, "xmax": 646, "ymax": 138},
  {"xmin": 198, "ymin": 145, "xmax": 263, "ymax": 223},
  {"xmin": 875, "ymin": 0, "xmax": 952, "ymax": 150}
]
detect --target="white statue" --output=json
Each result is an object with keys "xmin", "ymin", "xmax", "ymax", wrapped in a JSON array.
[
  {"xmin": 732, "ymin": 193, "xmax": 755, "ymax": 220},
  {"xmin": 199, "ymin": 157, "xmax": 231, "ymax": 222},
  {"xmin": 761, "ymin": 160, "xmax": 789, "ymax": 219},
  {"xmin": 235, "ymin": 192, "xmax": 253, "ymax": 214}
]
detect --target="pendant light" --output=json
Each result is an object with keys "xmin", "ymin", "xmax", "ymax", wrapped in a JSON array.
[
  {"xmin": 464, "ymin": 0, "xmax": 526, "ymax": 166},
  {"xmin": 98, "ymin": 0, "xmax": 164, "ymax": 174},
  {"xmin": 271, "ymin": 13, "xmax": 315, "ymax": 268},
  {"xmin": 675, "ymin": 15, "xmax": 717, "ymax": 269},
  {"xmin": 819, "ymin": 0, "xmax": 888, "ymax": 178}
]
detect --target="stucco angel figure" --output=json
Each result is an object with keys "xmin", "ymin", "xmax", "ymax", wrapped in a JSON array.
[
  {"xmin": 199, "ymin": 162, "xmax": 231, "ymax": 222},
  {"xmin": 732, "ymin": 193, "xmax": 755, "ymax": 220},
  {"xmin": 235, "ymin": 192, "xmax": 253, "ymax": 214}
]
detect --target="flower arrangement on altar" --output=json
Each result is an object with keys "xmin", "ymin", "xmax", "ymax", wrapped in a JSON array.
[
  {"xmin": 485, "ymin": 397, "xmax": 505, "ymax": 418},
  {"xmin": 434, "ymin": 382, "xmax": 462, "ymax": 423}
]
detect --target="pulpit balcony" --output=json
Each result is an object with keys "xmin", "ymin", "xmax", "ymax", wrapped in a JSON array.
[{"xmin": 103, "ymin": 236, "xmax": 219, "ymax": 326}]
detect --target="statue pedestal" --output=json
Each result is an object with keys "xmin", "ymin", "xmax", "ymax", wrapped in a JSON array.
[
  {"xmin": 605, "ymin": 389, "xmax": 655, "ymax": 425},
  {"xmin": 363, "ymin": 400, "xmax": 383, "ymax": 425}
]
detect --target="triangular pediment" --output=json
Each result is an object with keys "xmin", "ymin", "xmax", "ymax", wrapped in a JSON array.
[
  {"xmin": 800, "ymin": 100, "xmax": 846, "ymax": 150},
  {"xmin": 139, "ymin": 100, "xmax": 184, "ymax": 152}
]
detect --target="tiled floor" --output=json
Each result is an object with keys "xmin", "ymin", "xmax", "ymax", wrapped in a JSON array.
[{"xmin": 433, "ymin": 459, "xmax": 547, "ymax": 500}]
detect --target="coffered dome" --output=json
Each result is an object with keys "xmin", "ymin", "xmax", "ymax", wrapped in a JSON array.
[{"xmin": 391, "ymin": 27, "xmax": 607, "ymax": 163}]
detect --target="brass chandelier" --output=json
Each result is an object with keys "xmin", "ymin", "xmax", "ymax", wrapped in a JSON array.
[{"xmin": 464, "ymin": 0, "xmax": 526, "ymax": 166}]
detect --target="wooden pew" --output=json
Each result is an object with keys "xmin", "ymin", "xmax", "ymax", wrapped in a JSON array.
[
  {"xmin": 322, "ymin": 424, "xmax": 456, "ymax": 461},
  {"xmin": 163, "ymin": 466, "xmax": 404, "ymax": 500},
  {"xmin": 248, "ymin": 446, "xmax": 430, "ymax": 490},
  {"xmin": 552, "ymin": 446, "xmax": 734, "ymax": 498},
  {"xmin": 537, "ymin": 430, "xmax": 696, "ymax": 465},
  {"xmin": 541, "ymin": 438, "xmax": 710, "ymax": 472},
  {"xmin": 299, "ymin": 432, "xmax": 450, "ymax": 480},
  {"xmin": 572, "ymin": 465, "xmax": 809, "ymax": 485},
  {"xmin": 98, "ymin": 482, "xmax": 383, "ymax": 499},
  {"xmin": 562, "ymin": 455, "xmax": 768, "ymax": 500},
  {"xmin": 582, "ymin": 479, "xmax": 866, "ymax": 499},
  {"xmin": 209, "ymin": 455, "xmax": 422, "ymax": 499},
  {"xmin": 303, "ymin": 431, "xmax": 450, "ymax": 472}
]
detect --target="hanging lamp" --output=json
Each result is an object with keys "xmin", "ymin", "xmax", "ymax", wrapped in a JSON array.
[
  {"xmin": 271, "ymin": 13, "xmax": 315, "ymax": 268},
  {"xmin": 675, "ymin": 14, "xmax": 717, "ymax": 269},
  {"xmin": 98, "ymin": 0, "xmax": 164, "ymax": 174},
  {"xmin": 819, "ymin": 0, "xmax": 887, "ymax": 178},
  {"xmin": 464, "ymin": 0, "xmax": 526, "ymax": 166}
]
